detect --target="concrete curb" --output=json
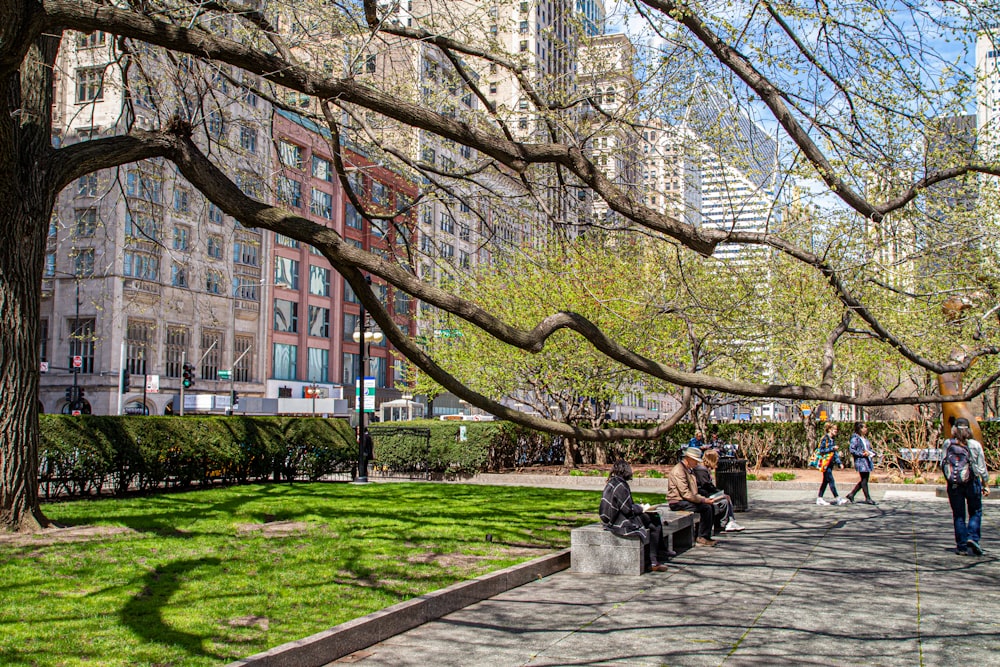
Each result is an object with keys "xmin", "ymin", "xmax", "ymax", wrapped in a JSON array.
[{"xmin": 226, "ymin": 549, "xmax": 570, "ymax": 667}]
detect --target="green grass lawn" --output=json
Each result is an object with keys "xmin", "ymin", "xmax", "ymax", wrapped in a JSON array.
[{"xmin": 0, "ymin": 482, "xmax": 642, "ymax": 666}]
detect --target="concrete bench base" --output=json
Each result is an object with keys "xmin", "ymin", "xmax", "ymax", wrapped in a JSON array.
[{"xmin": 571, "ymin": 507, "xmax": 699, "ymax": 575}]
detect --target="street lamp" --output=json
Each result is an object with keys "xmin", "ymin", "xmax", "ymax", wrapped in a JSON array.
[{"xmin": 352, "ymin": 301, "xmax": 383, "ymax": 484}]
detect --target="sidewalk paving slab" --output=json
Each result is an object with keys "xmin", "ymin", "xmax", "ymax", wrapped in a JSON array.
[{"xmin": 326, "ymin": 490, "xmax": 997, "ymax": 666}]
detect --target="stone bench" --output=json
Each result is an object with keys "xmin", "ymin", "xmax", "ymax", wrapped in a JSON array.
[{"xmin": 571, "ymin": 507, "xmax": 699, "ymax": 575}]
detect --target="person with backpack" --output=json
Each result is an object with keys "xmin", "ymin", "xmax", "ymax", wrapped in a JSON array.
[
  {"xmin": 816, "ymin": 422, "xmax": 848, "ymax": 505},
  {"xmin": 940, "ymin": 418, "xmax": 991, "ymax": 556}
]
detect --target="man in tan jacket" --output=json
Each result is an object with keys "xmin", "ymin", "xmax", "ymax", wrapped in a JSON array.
[{"xmin": 668, "ymin": 447, "xmax": 722, "ymax": 546}]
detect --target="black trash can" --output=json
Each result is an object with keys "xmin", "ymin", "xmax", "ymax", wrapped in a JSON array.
[{"xmin": 716, "ymin": 458, "xmax": 748, "ymax": 512}]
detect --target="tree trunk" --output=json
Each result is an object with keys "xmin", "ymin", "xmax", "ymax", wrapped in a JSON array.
[
  {"xmin": 0, "ymin": 184, "xmax": 52, "ymax": 532},
  {"xmin": 0, "ymin": 28, "xmax": 58, "ymax": 532}
]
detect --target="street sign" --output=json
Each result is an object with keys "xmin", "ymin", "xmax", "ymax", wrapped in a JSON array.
[
  {"xmin": 355, "ymin": 377, "xmax": 376, "ymax": 412},
  {"xmin": 218, "ymin": 369, "xmax": 232, "ymax": 380},
  {"xmin": 40, "ymin": 361, "xmax": 49, "ymax": 373},
  {"xmin": 145, "ymin": 374, "xmax": 160, "ymax": 393},
  {"xmin": 71, "ymin": 410, "xmax": 81, "ymax": 416},
  {"xmin": 72, "ymin": 355, "xmax": 82, "ymax": 369}
]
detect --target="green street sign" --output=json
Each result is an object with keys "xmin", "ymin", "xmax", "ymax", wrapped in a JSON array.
[{"xmin": 218, "ymin": 369, "xmax": 232, "ymax": 380}]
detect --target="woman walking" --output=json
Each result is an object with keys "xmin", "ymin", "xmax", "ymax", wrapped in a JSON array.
[
  {"xmin": 846, "ymin": 422, "xmax": 877, "ymax": 505},
  {"xmin": 816, "ymin": 423, "xmax": 847, "ymax": 505}
]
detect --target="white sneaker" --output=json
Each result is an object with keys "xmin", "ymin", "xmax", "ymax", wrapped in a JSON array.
[
  {"xmin": 816, "ymin": 497, "xmax": 830, "ymax": 506},
  {"xmin": 834, "ymin": 497, "xmax": 849, "ymax": 506},
  {"xmin": 725, "ymin": 520, "xmax": 745, "ymax": 532}
]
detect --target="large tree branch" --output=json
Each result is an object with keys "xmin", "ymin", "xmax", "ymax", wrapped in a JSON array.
[
  {"xmin": 48, "ymin": 125, "xmax": 181, "ymax": 191},
  {"xmin": 160, "ymin": 131, "xmax": 987, "ymax": 416}
]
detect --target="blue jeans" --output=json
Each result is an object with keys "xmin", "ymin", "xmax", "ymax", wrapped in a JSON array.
[
  {"xmin": 818, "ymin": 467, "xmax": 839, "ymax": 498},
  {"xmin": 947, "ymin": 481, "xmax": 982, "ymax": 550}
]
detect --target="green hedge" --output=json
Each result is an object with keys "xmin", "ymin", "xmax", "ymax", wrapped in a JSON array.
[
  {"xmin": 38, "ymin": 415, "xmax": 356, "ymax": 496},
  {"xmin": 370, "ymin": 420, "xmax": 500, "ymax": 474},
  {"xmin": 37, "ymin": 415, "xmax": 1000, "ymax": 496}
]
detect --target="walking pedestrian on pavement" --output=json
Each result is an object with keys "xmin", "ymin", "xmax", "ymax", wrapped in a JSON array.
[
  {"xmin": 816, "ymin": 422, "xmax": 848, "ymax": 506},
  {"xmin": 846, "ymin": 422, "xmax": 877, "ymax": 505},
  {"xmin": 940, "ymin": 418, "xmax": 991, "ymax": 556},
  {"xmin": 668, "ymin": 447, "xmax": 724, "ymax": 546},
  {"xmin": 599, "ymin": 460, "xmax": 671, "ymax": 571}
]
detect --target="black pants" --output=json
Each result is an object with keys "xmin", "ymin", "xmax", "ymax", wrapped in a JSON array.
[
  {"xmin": 670, "ymin": 500, "xmax": 715, "ymax": 539},
  {"xmin": 848, "ymin": 471, "xmax": 871, "ymax": 501},
  {"xmin": 642, "ymin": 512, "xmax": 667, "ymax": 560}
]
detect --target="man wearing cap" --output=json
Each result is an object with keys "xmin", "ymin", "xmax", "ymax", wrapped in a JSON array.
[{"xmin": 668, "ymin": 446, "xmax": 723, "ymax": 546}]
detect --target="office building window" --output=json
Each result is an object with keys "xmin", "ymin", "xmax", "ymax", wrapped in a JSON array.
[
  {"xmin": 278, "ymin": 140, "xmax": 303, "ymax": 169},
  {"xmin": 308, "ymin": 306, "xmax": 330, "ymax": 338},
  {"xmin": 207, "ymin": 234, "xmax": 223, "ymax": 259},
  {"xmin": 123, "ymin": 251, "xmax": 159, "ymax": 281},
  {"xmin": 201, "ymin": 330, "xmax": 221, "ymax": 380},
  {"xmin": 173, "ymin": 188, "xmax": 191, "ymax": 214},
  {"xmin": 239, "ymin": 126, "xmax": 258, "ymax": 153},
  {"xmin": 39, "ymin": 319, "xmax": 48, "ymax": 363},
  {"xmin": 170, "ymin": 263, "xmax": 188, "ymax": 288},
  {"xmin": 345, "ymin": 202, "xmax": 363, "ymax": 229},
  {"xmin": 77, "ymin": 174, "xmax": 98, "ymax": 196},
  {"xmin": 310, "ymin": 188, "xmax": 332, "ymax": 219},
  {"xmin": 76, "ymin": 31, "xmax": 106, "ymax": 48},
  {"xmin": 165, "ymin": 327, "xmax": 188, "ymax": 378},
  {"xmin": 277, "ymin": 176, "xmax": 302, "ymax": 208},
  {"xmin": 312, "ymin": 156, "xmax": 332, "ymax": 181},
  {"xmin": 394, "ymin": 290, "xmax": 411, "ymax": 315},
  {"xmin": 233, "ymin": 239, "xmax": 260, "ymax": 266},
  {"xmin": 309, "ymin": 265, "xmax": 329, "ymax": 296},
  {"xmin": 275, "ymin": 233, "xmax": 300, "ymax": 248},
  {"xmin": 273, "ymin": 343, "xmax": 297, "ymax": 380},
  {"xmin": 234, "ymin": 335, "xmax": 253, "ymax": 382},
  {"xmin": 344, "ymin": 313, "xmax": 359, "ymax": 342},
  {"xmin": 274, "ymin": 256, "xmax": 299, "ymax": 289},
  {"xmin": 206, "ymin": 269, "xmax": 224, "ymax": 294},
  {"xmin": 67, "ymin": 318, "xmax": 96, "ymax": 374},
  {"xmin": 341, "ymin": 352, "xmax": 357, "ymax": 386},
  {"xmin": 307, "ymin": 347, "xmax": 329, "ymax": 383},
  {"xmin": 75, "ymin": 67, "xmax": 104, "ymax": 103},
  {"xmin": 73, "ymin": 248, "xmax": 95, "ymax": 277},
  {"xmin": 75, "ymin": 208, "xmax": 97, "ymax": 237},
  {"xmin": 207, "ymin": 202, "xmax": 224, "ymax": 224},
  {"xmin": 171, "ymin": 224, "xmax": 191, "ymax": 251},
  {"xmin": 273, "ymin": 299, "xmax": 298, "ymax": 333},
  {"xmin": 126, "ymin": 319, "xmax": 154, "ymax": 375}
]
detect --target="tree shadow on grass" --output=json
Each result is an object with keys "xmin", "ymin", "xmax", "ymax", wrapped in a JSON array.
[{"xmin": 120, "ymin": 556, "xmax": 225, "ymax": 661}]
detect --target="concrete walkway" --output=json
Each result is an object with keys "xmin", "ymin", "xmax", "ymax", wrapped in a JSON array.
[{"xmin": 331, "ymin": 487, "xmax": 999, "ymax": 666}]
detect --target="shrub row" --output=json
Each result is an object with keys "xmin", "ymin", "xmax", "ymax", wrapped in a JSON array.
[
  {"xmin": 37, "ymin": 415, "xmax": 1000, "ymax": 497},
  {"xmin": 39, "ymin": 415, "xmax": 356, "ymax": 497}
]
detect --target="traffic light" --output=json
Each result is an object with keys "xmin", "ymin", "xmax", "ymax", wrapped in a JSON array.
[
  {"xmin": 230, "ymin": 390, "xmax": 239, "ymax": 407},
  {"xmin": 65, "ymin": 386, "xmax": 78, "ymax": 403},
  {"xmin": 121, "ymin": 368, "xmax": 131, "ymax": 393},
  {"xmin": 78, "ymin": 387, "xmax": 85, "ymax": 400},
  {"xmin": 182, "ymin": 362, "xmax": 196, "ymax": 389}
]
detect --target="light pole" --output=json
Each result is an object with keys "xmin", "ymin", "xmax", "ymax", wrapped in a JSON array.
[{"xmin": 352, "ymin": 294, "xmax": 383, "ymax": 483}]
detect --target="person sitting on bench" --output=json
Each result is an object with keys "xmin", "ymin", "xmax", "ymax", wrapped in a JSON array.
[
  {"xmin": 599, "ymin": 460, "xmax": 672, "ymax": 571},
  {"xmin": 668, "ymin": 447, "xmax": 724, "ymax": 547},
  {"xmin": 695, "ymin": 450, "xmax": 745, "ymax": 534}
]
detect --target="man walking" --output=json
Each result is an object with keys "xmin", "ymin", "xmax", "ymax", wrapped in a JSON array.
[{"xmin": 668, "ymin": 447, "xmax": 723, "ymax": 546}]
